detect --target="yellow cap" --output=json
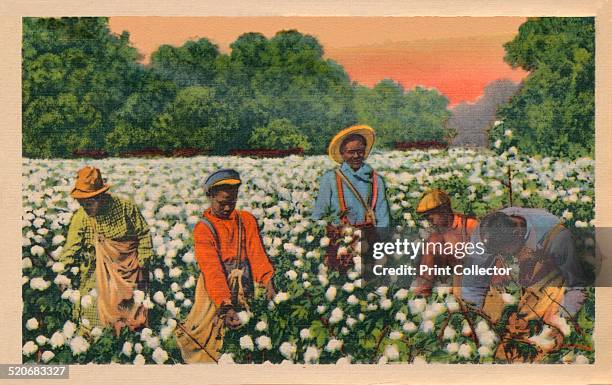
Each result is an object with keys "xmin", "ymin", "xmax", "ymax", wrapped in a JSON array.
[
  {"xmin": 327, "ymin": 125, "xmax": 375, "ymax": 164},
  {"xmin": 416, "ymin": 189, "xmax": 451, "ymax": 214}
]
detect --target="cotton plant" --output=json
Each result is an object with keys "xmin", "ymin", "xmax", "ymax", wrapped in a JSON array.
[{"xmin": 22, "ymin": 150, "xmax": 595, "ymax": 364}]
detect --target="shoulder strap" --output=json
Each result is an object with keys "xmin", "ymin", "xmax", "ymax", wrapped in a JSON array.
[
  {"xmin": 200, "ymin": 216, "xmax": 222, "ymax": 258},
  {"xmin": 335, "ymin": 169, "xmax": 370, "ymax": 212},
  {"xmin": 370, "ymin": 170, "xmax": 378, "ymax": 211},
  {"xmin": 541, "ymin": 223, "xmax": 566, "ymax": 253}
]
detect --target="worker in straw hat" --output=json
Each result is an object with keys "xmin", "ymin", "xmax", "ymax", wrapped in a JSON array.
[
  {"xmin": 58, "ymin": 166, "xmax": 152, "ymax": 335},
  {"xmin": 411, "ymin": 189, "xmax": 478, "ymax": 297},
  {"xmin": 175, "ymin": 168, "xmax": 275, "ymax": 363},
  {"xmin": 312, "ymin": 125, "xmax": 390, "ymax": 270}
]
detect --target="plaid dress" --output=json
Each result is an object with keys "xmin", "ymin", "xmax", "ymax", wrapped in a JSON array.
[{"xmin": 58, "ymin": 194, "xmax": 152, "ymax": 329}]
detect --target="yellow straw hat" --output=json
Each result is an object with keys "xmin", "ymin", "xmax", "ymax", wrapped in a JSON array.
[
  {"xmin": 416, "ymin": 189, "xmax": 451, "ymax": 214},
  {"xmin": 327, "ymin": 125, "xmax": 375, "ymax": 164}
]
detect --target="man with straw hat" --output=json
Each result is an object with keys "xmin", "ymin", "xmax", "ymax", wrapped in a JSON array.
[
  {"xmin": 57, "ymin": 166, "xmax": 152, "ymax": 335},
  {"xmin": 175, "ymin": 168, "xmax": 276, "ymax": 363},
  {"xmin": 411, "ymin": 189, "xmax": 479, "ymax": 297},
  {"xmin": 312, "ymin": 125, "xmax": 390, "ymax": 270}
]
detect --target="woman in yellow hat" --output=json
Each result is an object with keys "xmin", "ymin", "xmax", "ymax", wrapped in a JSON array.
[
  {"xmin": 312, "ymin": 125, "xmax": 390, "ymax": 269},
  {"xmin": 57, "ymin": 166, "xmax": 152, "ymax": 335}
]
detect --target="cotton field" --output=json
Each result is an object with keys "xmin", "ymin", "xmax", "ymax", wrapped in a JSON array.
[{"xmin": 21, "ymin": 148, "xmax": 595, "ymax": 364}]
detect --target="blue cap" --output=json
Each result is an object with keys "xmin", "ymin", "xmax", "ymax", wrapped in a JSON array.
[{"xmin": 204, "ymin": 168, "xmax": 242, "ymax": 193}]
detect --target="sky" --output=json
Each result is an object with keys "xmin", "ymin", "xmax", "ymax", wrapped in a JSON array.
[{"xmin": 109, "ymin": 17, "xmax": 529, "ymax": 106}]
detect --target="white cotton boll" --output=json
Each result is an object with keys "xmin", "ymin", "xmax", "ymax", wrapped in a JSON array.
[
  {"xmin": 279, "ymin": 342, "xmax": 297, "ymax": 359},
  {"xmin": 145, "ymin": 337, "xmax": 160, "ymax": 350},
  {"xmin": 346, "ymin": 317, "xmax": 357, "ymax": 328},
  {"xmin": 69, "ymin": 336, "xmax": 90, "ymax": 355},
  {"xmin": 218, "ymin": 353, "xmax": 235, "ymax": 364},
  {"xmin": 303, "ymin": 281, "xmax": 311, "ymax": 289},
  {"xmin": 134, "ymin": 343, "xmax": 143, "ymax": 354},
  {"xmin": 63, "ymin": 321, "xmax": 76, "ymax": 339},
  {"xmin": 478, "ymin": 346, "xmax": 492, "ymax": 357},
  {"xmin": 413, "ymin": 356, "xmax": 427, "ymax": 364},
  {"xmin": 240, "ymin": 335, "xmax": 254, "ymax": 351},
  {"xmin": 342, "ymin": 283, "xmax": 355, "ymax": 293},
  {"xmin": 70, "ymin": 266, "xmax": 79, "ymax": 275},
  {"xmin": 329, "ymin": 308, "xmax": 344, "ymax": 324},
  {"xmin": 395, "ymin": 312, "xmax": 407, "ymax": 323},
  {"xmin": 394, "ymin": 288, "xmax": 409, "ymax": 300},
  {"xmin": 36, "ymin": 335, "xmax": 48, "ymax": 345},
  {"xmin": 30, "ymin": 277, "xmax": 51, "ymax": 291},
  {"xmin": 462, "ymin": 320, "xmax": 472, "ymax": 336},
  {"xmin": 32, "ymin": 218, "xmax": 45, "ymax": 228},
  {"xmin": 274, "ymin": 292, "xmax": 289, "ymax": 304},
  {"xmin": 378, "ymin": 356, "xmax": 388, "ymax": 365},
  {"xmin": 22, "ymin": 341, "xmax": 38, "ymax": 356},
  {"xmin": 285, "ymin": 270, "xmax": 298, "ymax": 281},
  {"xmin": 152, "ymin": 348, "xmax": 169, "ymax": 365},
  {"xmin": 325, "ymin": 286, "xmax": 337, "ymax": 302},
  {"xmin": 366, "ymin": 303, "xmax": 378, "ymax": 311},
  {"xmin": 528, "ymin": 326, "xmax": 557, "ymax": 352},
  {"xmin": 174, "ymin": 292, "xmax": 185, "ymax": 301},
  {"xmin": 320, "ymin": 237, "xmax": 330, "ymax": 247},
  {"xmin": 154, "ymin": 268, "xmax": 164, "ymax": 281},
  {"xmin": 52, "ymin": 234, "xmax": 65, "ymax": 246},
  {"xmin": 347, "ymin": 271, "xmax": 359, "ymax": 281},
  {"xmin": 41, "ymin": 351, "xmax": 55, "ymax": 363},
  {"xmin": 389, "ymin": 331, "xmax": 402, "ymax": 340},
  {"xmin": 341, "ymin": 327, "xmax": 350, "ymax": 335},
  {"xmin": 300, "ymin": 328, "xmax": 312, "ymax": 340},
  {"xmin": 133, "ymin": 290, "xmax": 145, "ymax": 305},
  {"xmin": 183, "ymin": 275, "xmax": 196, "ymax": 289},
  {"xmin": 446, "ymin": 342, "xmax": 459, "ymax": 354},
  {"xmin": 384, "ymin": 344, "xmax": 400, "ymax": 361},
  {"xmin": 336, "ymin": 356, "xmax": 351, "ymax": 365},
  {"xmin": 501, "ymin": 292, "xmax": 516, "ymax": 304},
  {"xmin": 408, "ymin": 298, "xmax": 426, "ymax": 314},
  {"xmin": 458, "ymin": 344, "xmax": 472, "ymax": 358},
  {"xmin": 50, "ymin": 332, "xmax": 65, "ymax": 348},
  {"xmin": 304, "ymin": 346, "xmax": 320, "ymax": 364},
  {"xmin": 548, "ymin": 314, "xmax": 571, "ymax": 337},
  {"xmin": 170, "ymin": 282, "xmax": 180, "ymax": 292},
  {"xmin": 22, "ymin": 258, "xmax": 32, "ymax": 270},
  {"xmin": 380, "ymin": 298, "xmax": 392, "ymax": 310},
  {"xmin": 359, "ymin": 313, "xmax": 365, "ymax": 321},
  {"xmin": 54, "ymin": 274, "xmax": 71, "ymax": 287},
  {"xmin": 160, "ymin": 326, "xmax": 174, "ymax": 341},
  {"xmin": 325, "ymin": 338, "xmax": 343, "ymax": 352},
  {"xmin": 376, "ymin": 286, "xmax": 388, "ymax": 297},
  {"xmin": 574, "ymin": 355, "xmax": 590, "ymax": 364},
  {"xmin": 255, "ymin": 320, "xmax": 268, "ymax": 332},
  {"xmin": 347, "ymin": 295, "xmax": 359, "ymax": 305},
  {"xmin": 255, "ymin": 335, "xmax": 272, "ymax": 350},
  {"xmin": 306, "ymin": 235, "xmax": 315, "ymax": 243},
  {"xmin": 153, "ymin": 291, "xmax": 166, "ymax": 305},
  {"xmin": 140, "ymin": 328, "xmax": 153, "ymax": 341},
  {"xmin": 169, "ymin": 267, "xmax": 182, "ymax": 278},
  {"xmin": 133, "ymin": 354, "xmax": 146, "ymax": 365},
  {"xmin": 80, "ymin": 295, "xmax": 93, "ymax": 309},
  {"xmin": 81, "ymin": 319, "xmax": 90, "ymax": 328},
  {"xmin": 90, "ymin": 327, "xmax": 102, "ymax": 340},
  {"xmin": 26, "ymin": 317, "xmax": 39, "ymax": 330},
  {"xmin": 445, "ymin": 297, "xmax": 460, "ymax": 313},
  {"xmin": 122, "ymin": 341, "xmax": 133, "ymax": 357},
  {"xmin": 318, "ymin": 275, "xmax": 329, "ymax": 287},
  {"xmin": 443, "ymin": 326, "xmax": 456, "ymax": 340},
  {"xmin": 317, "ymin": 305, "xmax": 327, "ymax": 314},
  {"xmin": 22, "ymin": 276, "xmax": 29, "ymax": 285},
  {"xmin": 420, "ymin": 320, "xmax": 434, "ymax": 333},
  {"xmin": 181, "ymin": 251, "xmax": 195, "ymax": 264},
  {"xmin": 235, "ymin": 311, "xmax": 251, "ymax": 325}
]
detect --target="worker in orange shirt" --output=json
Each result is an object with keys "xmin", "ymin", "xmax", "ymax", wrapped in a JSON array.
[
  {"xmin": 176, "ymin": 169, "xmax": 275, "ymax": 363},
  {"xmin": 412, "ymin": 189, "xmax": 478, "ymax": 297}
]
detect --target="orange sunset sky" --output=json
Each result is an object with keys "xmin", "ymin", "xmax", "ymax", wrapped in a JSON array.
[{"xmin": 109, "ymin": 17, "xmax": 529, "ymax": 106}]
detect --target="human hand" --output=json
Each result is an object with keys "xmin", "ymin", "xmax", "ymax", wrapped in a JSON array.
[
  {"xmin": 224, "ymin": 308, "xmax": 242, "ymax": 329},
  {"xmin": 265, "ymin": 279, "xmax": 276, "ymax": 301}
]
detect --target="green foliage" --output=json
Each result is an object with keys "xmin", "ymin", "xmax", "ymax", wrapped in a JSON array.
[
  {"xmin": 23, "ymin": 17, "xmax": 143, "ymax": 158},
  {"xmin": 491, "ymin": 17, "xmax": 594, "ymax": 159},
  {"xmin": 248, "ymin": 118, "xmax": 311, "ymax": 150},
  {"xmin": 354, "ymin": 80, "xmax": 452, "ymax": 148}
]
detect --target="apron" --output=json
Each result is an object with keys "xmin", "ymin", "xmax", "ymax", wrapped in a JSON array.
[
  {"xmin": 93, "ymin": 224, "xmax": 148, "ymax": 333},
  {"xmin": 175, "ymin": 213, "xmax": 252, "ymax": 363}
]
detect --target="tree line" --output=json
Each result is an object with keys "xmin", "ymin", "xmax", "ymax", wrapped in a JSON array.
[{"xmin": 23, "ymin": 17, "xmax": 594, "ymax": 159}]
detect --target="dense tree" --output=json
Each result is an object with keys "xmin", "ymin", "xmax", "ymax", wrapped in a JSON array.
[
  {"xmin": 248, "ymin": 118, "xmax": 311, "ymax": 150},
  {"xmin": 23, "ymin": 17, "xmax": 142, "ymax": 157},
  {"xmin": 491, "ymin": 17, "xmax": 594, "ymax": 158},
  {"xmin": 354, "ymin": 79, "xmax": 451, "ymax": 147}
]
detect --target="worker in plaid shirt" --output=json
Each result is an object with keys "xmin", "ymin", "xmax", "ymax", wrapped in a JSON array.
[{"xmin": 58, "ymin": 166, "xmax": 152, "ymax": 334}]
